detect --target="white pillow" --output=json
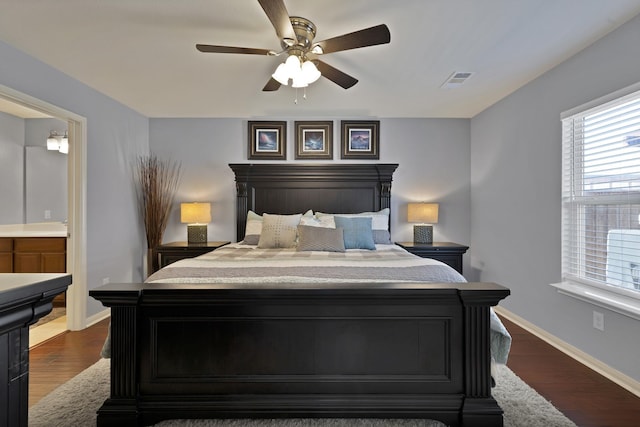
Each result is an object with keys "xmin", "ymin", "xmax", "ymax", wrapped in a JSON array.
[
  {"xmin": 316, "ymin": 208, "xmax": 391, "ymax": 244},
  {"xmin": 300, "ymin": 215, "xmax": 335, "ymax": 228},
  {"xmin": 241, "ymin": 210, "xmax": 263, "ymax": 245},
  {"xmin": 242, "ymin": 210, "xmax": 312, "ymax": 245},
  {"xmin": 257, "ymin": 213, "xmax": 303, "ymax": 248}
]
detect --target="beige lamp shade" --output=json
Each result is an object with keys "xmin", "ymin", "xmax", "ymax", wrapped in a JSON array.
[
  {"xmin": 181, "ymin": 203, "xmax": 211, "ymax": 244},
  {"xmin": 180, "ymin": 202, "xmax": 211, "ymax": 224},
  {"xmin": 407, "ymin": 203, "xmax": 439, "ymax": 224}
]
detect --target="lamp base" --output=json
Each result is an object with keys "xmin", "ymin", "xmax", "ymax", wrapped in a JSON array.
[
  {"xmin": 187, "ymin": 224, "xmax": 207, "ymax": 244},
  {"xmin": 413, "ymin": 225, "xmax": 433, "ymax": 244}
]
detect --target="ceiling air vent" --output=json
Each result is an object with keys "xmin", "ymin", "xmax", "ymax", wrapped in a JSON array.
[{"xmin": 441, "ymin": 71, "xmax": 474, "ymax": 89}]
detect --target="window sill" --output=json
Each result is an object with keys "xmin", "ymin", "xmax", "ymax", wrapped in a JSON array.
[{"xmin": 550, "ymin": 281, "xmax": 640, "ymax": 321}]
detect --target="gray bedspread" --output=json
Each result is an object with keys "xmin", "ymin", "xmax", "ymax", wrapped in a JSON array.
[
  {"xmin": 146, "ymin": 243, "xmax": 468, "ymax": 284},
  {"xmin": 103, "ymin": 244, "xmax": 511, "ymax": 363}
]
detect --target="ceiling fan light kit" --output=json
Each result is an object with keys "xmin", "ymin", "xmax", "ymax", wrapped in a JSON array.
[
  {"xmin": 196, "ymin": 0, "xmax": 390, "ymax": 94},
  {"xmin": 272, "ymin": 54, "xmax": 321, "ymax": 88}
]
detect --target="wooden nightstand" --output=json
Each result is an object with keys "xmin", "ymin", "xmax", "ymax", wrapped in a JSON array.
[
  {"xmin": 395, "ymin": 242, "xmax": 469, "ymax": 274},
  {"xmin": 155, "ymin": 241, "xmax": 230, "ymax": 270}
]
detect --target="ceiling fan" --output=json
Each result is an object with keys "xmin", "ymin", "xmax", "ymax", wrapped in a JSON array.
[{"xmin": 196, "ymin": 0, "xmax": 391, "ymax": 91}]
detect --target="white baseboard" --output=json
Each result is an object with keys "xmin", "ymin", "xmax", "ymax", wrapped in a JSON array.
[
  {"xmin": 86, "ymin": 308, "xmax": 110, "ymax": 328},
  {"xmin": 494, "ymin": 306, "xmax": 640, "ymax": 398}
]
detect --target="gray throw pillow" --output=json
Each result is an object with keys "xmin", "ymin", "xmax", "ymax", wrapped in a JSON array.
[{"xmin": 297, "ymin": 225, "xmax": 346, "ymax": 252}]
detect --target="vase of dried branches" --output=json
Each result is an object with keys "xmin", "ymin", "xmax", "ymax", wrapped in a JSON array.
[{"xmin": 135, "ymin": 155, "xmax": 181, "ymax": 277}]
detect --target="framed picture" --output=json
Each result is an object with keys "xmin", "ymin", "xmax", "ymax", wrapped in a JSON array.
[
  {"xmin": 294, "ymin": 121, "xmax": 333, "ymax": 160},
  {"xmin": 248, "ymin": 121, "xmax": 286, "ymax": 160},
  {"xmin": 340, "ymin": 120, "xmax": 380, "ymax": 159}
]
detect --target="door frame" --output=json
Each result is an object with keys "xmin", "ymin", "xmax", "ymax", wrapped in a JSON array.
[{"xmin": 0, "ymin": 84, "xmax": 87, "ymax": 330}]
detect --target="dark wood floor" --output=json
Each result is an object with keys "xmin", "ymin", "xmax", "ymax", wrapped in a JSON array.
[
  {"xmin": 29, "ymin": 317, "xmax": 109, "ymax": 406},
  {"xmin": 29, "ymin": 316, "xmax": 640, "ymax": 426},
  {"xmin": 501, "ymin": 316, "xmax": 640, "ymax": 427}
]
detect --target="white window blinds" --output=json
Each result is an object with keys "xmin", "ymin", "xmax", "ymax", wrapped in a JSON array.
[{"xmin": 562, "ymin": 89, "xmax": 640, "ymax": 296}]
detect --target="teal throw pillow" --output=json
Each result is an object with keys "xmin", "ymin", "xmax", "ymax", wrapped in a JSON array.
[{"xmin": 334, "ymin": 216, "xmax": 376, "ymax": 250}]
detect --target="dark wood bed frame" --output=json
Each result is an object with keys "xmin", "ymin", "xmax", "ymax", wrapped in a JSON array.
[{"xmin": 90, "ymin": 163, "xmax": 509, "ymax": 427}]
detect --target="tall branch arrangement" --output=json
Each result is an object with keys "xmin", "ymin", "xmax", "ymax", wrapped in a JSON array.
[{"xmin": 135, "ymin": 155, "xmax": 181, "ymax": 249}]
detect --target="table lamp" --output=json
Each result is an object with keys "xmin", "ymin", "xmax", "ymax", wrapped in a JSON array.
[
  {"xmin": 407, "ymin": 202, "xmax": 439, "ymax": 244},
  {"xmin": 180, "ymin": 202, "xmax": 211, "ymax": 244}
]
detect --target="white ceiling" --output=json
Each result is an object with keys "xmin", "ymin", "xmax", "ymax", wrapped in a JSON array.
[{"xmin": 1, "ymin": 0, "xmax": 640, "ymax": 119}]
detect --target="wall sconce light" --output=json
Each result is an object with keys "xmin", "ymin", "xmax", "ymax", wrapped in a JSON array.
[
  {"xmin": 180, "ymin": 202, "xmax": 211, "ymax": 244},
  {"xmin": 407, "ymin": 203, "xmax": 439, "ymax": 244},
  {"xmin": 47, "ymin": 130, "xmax": 68, "ymax": 154},
  {"xmin": 59, "ymin": 131, "xmax": 69, "ymax": 154}
]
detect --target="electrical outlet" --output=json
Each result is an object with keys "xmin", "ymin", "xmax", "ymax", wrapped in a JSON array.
[
  {"xmin": 593, "ymin": 311, "xmax": 604, "ymax": 331},
  {"xmin": 102, "ymin": 277, "xmax": 110, "ymax": 285},
  {"xmin": 44, "ymin": 210, "xmax": 51, "ymax": 219}
]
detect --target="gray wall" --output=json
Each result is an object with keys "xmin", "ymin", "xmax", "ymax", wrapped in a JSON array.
[
  {"xmin": 0, "ymin": 115, "xmax": 66, "ymax": 224},
  {"xmin": 0, "ymin": 39, "xmax": 149, "ymax": 319},
  {"xmin": 25, "ymin": 146, "xmax": 67, "ymax": 223},
  {"xmin": 25, "ymin": 117, "xmax": 67, "ymax": 223},
  {"xmin": 150, "ymin": 118, "xmax": 472, "ymax": 263},
  {"xmin": 470, "ymin": 14, "xmax": 640, "ymax": 381},
  {"xmin": 0, "ymin": 111, "xmax": 24, "ymax": 224}
]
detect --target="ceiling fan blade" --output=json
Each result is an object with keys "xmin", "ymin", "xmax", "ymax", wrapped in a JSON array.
[
  {"xmin": 262, "ymin": 77, "xmax": 281, "ymax": 91},
  {"xmin": 196, "ymin": 44, "xmax": 272, "ymax": 55},
  {"xmin": 315, "ymin": 60, "xmax": 358, "ymax": 89},
  {"xmin": 257, "ymin": 0, "xmax": 297, "ymax": 42},
  {"xmin": 313, "ymin": 24, "xmax": 390, "ymax": 54}
]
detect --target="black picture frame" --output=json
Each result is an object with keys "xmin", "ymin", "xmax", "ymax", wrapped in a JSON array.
[
  {"xmin": 340, "ymin": 120, "xmax": 380, "ymax": 159},
  {"xmin": 294, "ymin": 121, "xmax": 333, "ymax": 160},
  {"xmin": 248, "ymin": 121, "xmax": 286, "ymax": 160}
]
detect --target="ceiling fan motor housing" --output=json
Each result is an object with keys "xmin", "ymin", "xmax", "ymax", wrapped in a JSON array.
[{"xmin": 284, "ymin": 16, "xmax": 317, "ymax": 53}]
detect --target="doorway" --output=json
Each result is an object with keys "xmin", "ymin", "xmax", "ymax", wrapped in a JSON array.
[{"xmin": 0, "ymin": 84, "xmax": 87, "ymax": 336}]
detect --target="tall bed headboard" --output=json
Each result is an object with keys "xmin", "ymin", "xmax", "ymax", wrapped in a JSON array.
[{"xmin": 229, "ymin": 163, "xmax": 398, "ymax": 242}]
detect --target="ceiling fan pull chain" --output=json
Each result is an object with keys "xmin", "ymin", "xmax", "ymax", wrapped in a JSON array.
[
  {"xmin": 303, "ymin": 87, "xmax": 307, "ymax": 100},
  {"xmin": 294, "ymin": 87, "xmax": 298, "ymax": 104}
]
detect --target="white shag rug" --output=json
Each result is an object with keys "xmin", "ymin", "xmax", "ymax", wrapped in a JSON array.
[{"xmin": 29, "ymin": 359, "xmax": 576, "ymax": 427}]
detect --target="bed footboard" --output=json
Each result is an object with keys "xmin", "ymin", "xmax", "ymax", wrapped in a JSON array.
[{"xmin": 90, "ymin": 282, "xmax": 509, "ymax": 427}]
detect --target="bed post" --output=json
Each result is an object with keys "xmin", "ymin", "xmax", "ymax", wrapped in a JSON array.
[
  {"xmin": 375, "ymin": 164, "xmax": 395, "ymax": 211},
  {"xmin": 230, "ymin": 164, "xmax": 252, "ymax": 242},
  {"xmin": 459, "ymin": 289, "xmax": 505, "ymax": 426},
  {"xmin": 91, "ymin": 285, "xmax": 144, "ymax": 427},
  {"xmin": 376, "ymin": 164, "xmax": 395, "ymax": 229},
  {"xmin": 236, "ymin": 181, "xmax": 248, "ymax": 242}
]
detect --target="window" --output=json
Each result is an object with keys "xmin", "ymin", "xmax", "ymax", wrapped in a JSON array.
[{"xmin": 560, "ymin": 85, "xmax": 640, "ymax": 315}]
